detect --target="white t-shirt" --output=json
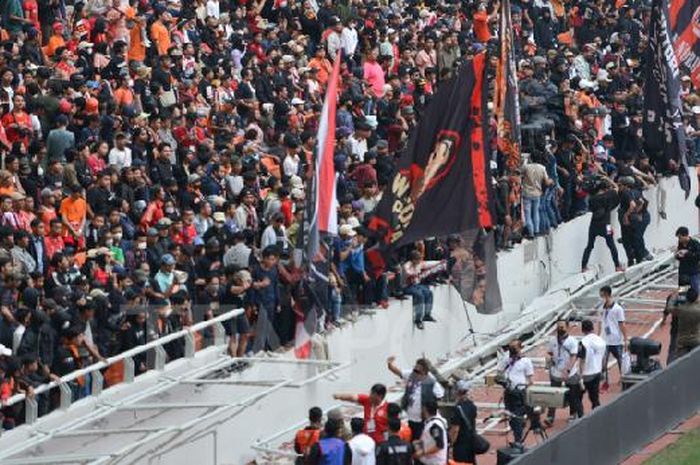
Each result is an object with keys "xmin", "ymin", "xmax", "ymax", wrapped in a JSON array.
[
  {"xmin": 401, "ymin": 370, "xmax": 445, "ymax": 422},
  {"xmin": 349, "ymin": 433, "xmax": 376, "ymax": 465},
  {"xmin": 580, "ymin": 333, "xmax": 606, "ymax": 376},
  {"xmin": 547, "ymin": 335, "xmax": 579, "ymax": 379},
  {"xmin": 283, "ymin": 154, "xmax": 300, "ymax": 177},
  {"xmin": 108, "ymin": 146, "xmax": 132, "ymax": 170},
  {"xmin": 498, "ymin": 356, "xmax": 534, "ymax": 387},
  {"xmin": 349, "ymin": 135, "xmax": 368, "ymax": 162},
  {"xmin": 600, "ymin": 302, "xmax": 626, "ymax": 346}
]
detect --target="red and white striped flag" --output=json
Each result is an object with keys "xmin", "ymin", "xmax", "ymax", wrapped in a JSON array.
[{"xmin": 308, "ymin": 50, "xmax": 341, "ymax": 258}]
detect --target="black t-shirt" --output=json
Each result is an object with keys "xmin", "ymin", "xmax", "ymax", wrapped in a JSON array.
[
  {"xmin": 589, "ymin": 189, "xmax": 619, "ymax": 225},
  {"xmin": 449, "ymin": 400, "xmax": 477, "ymax": 462},
  {"xmin": 376, "ymin": 435, "xmax": 413, "ymax": 465},
  {"xmin": 618, "ymin": 189, "xmax": 637, "ymax": 220}
]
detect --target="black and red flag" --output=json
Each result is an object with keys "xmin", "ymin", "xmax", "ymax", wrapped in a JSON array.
[
  {"xmin": 367, "ymin": 53, "xmax": 502, "ymax": 314},
  {"xmin": 644, "ymin": 0, "xmax": 691, "ymax": 196},
  {"xmin": 669, "ymin": 0, "xmax": 700, "ymax": 86},
  {"xmin": 494, "ymin": 0, "xmax": 521, "ymax": 174}
]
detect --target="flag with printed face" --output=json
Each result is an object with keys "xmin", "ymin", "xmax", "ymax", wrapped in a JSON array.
[{"xmin": 367, "ymin": 53, "xmax": 502, "ymax": 314}]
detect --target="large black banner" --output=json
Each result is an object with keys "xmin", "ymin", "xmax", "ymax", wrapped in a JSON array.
[
  {"xmin": 367, "ymin": 53, "xmax": 502, "ymax": 314},
  {"xmin": 644, "ymin": 0, "xmax": 691, "ymax": 196}
]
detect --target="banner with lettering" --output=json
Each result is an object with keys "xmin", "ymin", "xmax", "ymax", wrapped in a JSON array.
[
  {"xmin": 367, "ymin": 53, "xmax": 502, "ymax": 314},
  {"xmin": 644, "ymin": 0, "xmax": 691, "ymax": 196}
]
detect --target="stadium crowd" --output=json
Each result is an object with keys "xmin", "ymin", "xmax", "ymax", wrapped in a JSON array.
[{"xmin": 0, "ymin": 0, "xmax": 696, "ymax": 430}]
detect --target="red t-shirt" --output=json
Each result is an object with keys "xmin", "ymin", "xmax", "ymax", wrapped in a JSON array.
[{"xmin": 357, "ymin": 394, "xmax": 388, "ymax": 443}]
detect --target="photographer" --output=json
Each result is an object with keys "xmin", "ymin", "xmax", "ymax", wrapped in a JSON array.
[
  {"xmin": 581, "ymin": 176, "xmax": 622, "ymax": 272},
  {"xmin": 496, "ymin": 340, "xmax": 534, "ymax": 444},
  {"xmin": 674, "ymin": 227, "xmax": 700, "ymax": 293},
  {"xmin": 545, "ymin": 320, "xmax": 583, "ymax": 425},
  {"xmin": 670, "ymin": 287, "xmax": 700, "ymax": 359}
]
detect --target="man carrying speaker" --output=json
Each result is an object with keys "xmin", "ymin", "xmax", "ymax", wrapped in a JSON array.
[
  {"xmin": 544, "ymin": 320, "xmax": 583, "ymax": 426},
  {"xmin": 496, "ymin": 340, "xmax": 534, "ymax": 445}
]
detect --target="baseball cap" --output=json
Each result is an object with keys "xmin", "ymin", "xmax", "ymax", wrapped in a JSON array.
[
  {"xmin": 455, "ymin": 379, "xmax": 471, "ymax": 392},
  {"xmin": 161, "ymin": 254, "xmax": 175, "ymax": 265},
  {"xmin": 213, "ymin": 212, "xmax": 226, "ymax": 222},
  {"xmin": 339, "ymin": 224, "xmax": 356, "ymax": 237}
]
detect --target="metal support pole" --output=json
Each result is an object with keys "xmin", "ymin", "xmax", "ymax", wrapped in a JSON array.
[
  {"xmin": 184, "ymin": 332, "xmax": 195, "ymax": 358},
  {"xmin": 91, "ymin": 370, "xmax": 104, "ymax": 397},
  {"xmin": 213, "ymin": 321, "xmax": 226, "ymax": 346},
  {"xmin": 59, "ymin": 383, "xmax": 72, "ymax": 410},
  {"xmin": 24, "ymin": 396, "xmax": 38, "ymax": 425},
  {"xmin": 154, "ymin": 345, "xmax": 167, "ymax": 371},
  {"xmin": 123, "ymin": 356, "xmax": 135, "ymax": 383}
]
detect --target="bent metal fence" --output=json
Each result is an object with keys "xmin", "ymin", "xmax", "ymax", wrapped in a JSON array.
[
  {"xmin": 2, "ymin": 307, "xmax": 244, "ymax": 426},
  {"xmin": 512, "ymin": 346, "xmax": 700, "ymax": 465}
]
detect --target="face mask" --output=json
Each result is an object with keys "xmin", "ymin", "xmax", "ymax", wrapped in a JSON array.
[
  {"xmin": 113, "ymin": 233, "xmax": 123, "ymax": 241},
  {"xmin": 165, "ymin": 207, "xmax": 175, "ymax": 214},
  {"xmin": 161, "ymin": 308, "xmax": 173, "ymax": 318},
  {"xmin": 105, "ymin": 239, "xmax": 113, "ymax": 247},
  {"xmin": 137, "ymin": 242, "xmax": 147, "ymax": 250}
]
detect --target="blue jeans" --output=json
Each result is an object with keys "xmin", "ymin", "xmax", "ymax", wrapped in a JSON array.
[
  {"xmin": 539, "ymin": 187, "xmax": 559, "ymax": 231},
  {"xmin": 404, "ymin": 284, "xmax": 433, "ymax": 322},
  {"xmin": 523, "ymin": 195, "xmax": 541, "ymax": 236}
]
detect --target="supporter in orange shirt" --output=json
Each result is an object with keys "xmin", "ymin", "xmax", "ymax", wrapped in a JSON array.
[
  {"xmin": 45, "ymin": 22, "xmax": 66, "ymax": 58},
  {"xmin": 114, "ymin": 76, "xmax": 135, "ymax": 108},
  {"xmin": 308, "ymin": 47, "xmax": 332, "ymax": 86},
  {"xmin": 294, "ymin": 406, "xmax": 323, "ymax": 459},
  {"xmin": 59, "ymin": 184, "xmax": 87, "ymax": 248},
  {"xmin": 128, "ymin": 15, "xmax": 147, "ymax": 63},
  {"xmin": 150, "ymin": 9, "xmax": 172, "ymax": 56}
]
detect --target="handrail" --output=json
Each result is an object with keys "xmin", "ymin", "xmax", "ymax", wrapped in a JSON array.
[{"xmin": 2, "ymin": 307, "xmax": 244, "ymax": 409}]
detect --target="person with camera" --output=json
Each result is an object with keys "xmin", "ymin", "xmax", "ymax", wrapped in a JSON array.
[
  {"xmin": 580, "ymin": 176, "xmax": 622, "ymax": 272},
  {"xmin": 674, "ymin": 226, "xmax": 700, "ymax": 293},
  {"xmin": 598, "ymin": 285, "xmax": 628, "ymax": 389},
  {"xmin": 496, "ymin": 340, "xmax": 534, "ymax": 444},
  {"xmin": 448, "ymin": 380, "xmax": 481, "ymax": 465},
  {"xmin": 545, "ymin": 320, "xmax": 583, "ymax": 425},
  {"xmin": 670, "ymin": 287, "xmax": 700, "ymax": 359},
  {"xmin": 578, "ymin": 319, "xmax": 606, "ymax": 410}
]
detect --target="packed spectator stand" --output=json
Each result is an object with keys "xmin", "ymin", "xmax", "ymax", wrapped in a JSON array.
[{"xmin": 0, "ymin": 0, "xmax": 694, "ymax": 437}]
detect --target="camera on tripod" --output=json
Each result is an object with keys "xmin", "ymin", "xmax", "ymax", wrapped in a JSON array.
[
  {"xmin": 629, "ymin": 337, "xmax": 662, "ymax": 374},
  {"xmin": 621, "ymin": 337, "xmax": 662, "ymax": 390}
]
